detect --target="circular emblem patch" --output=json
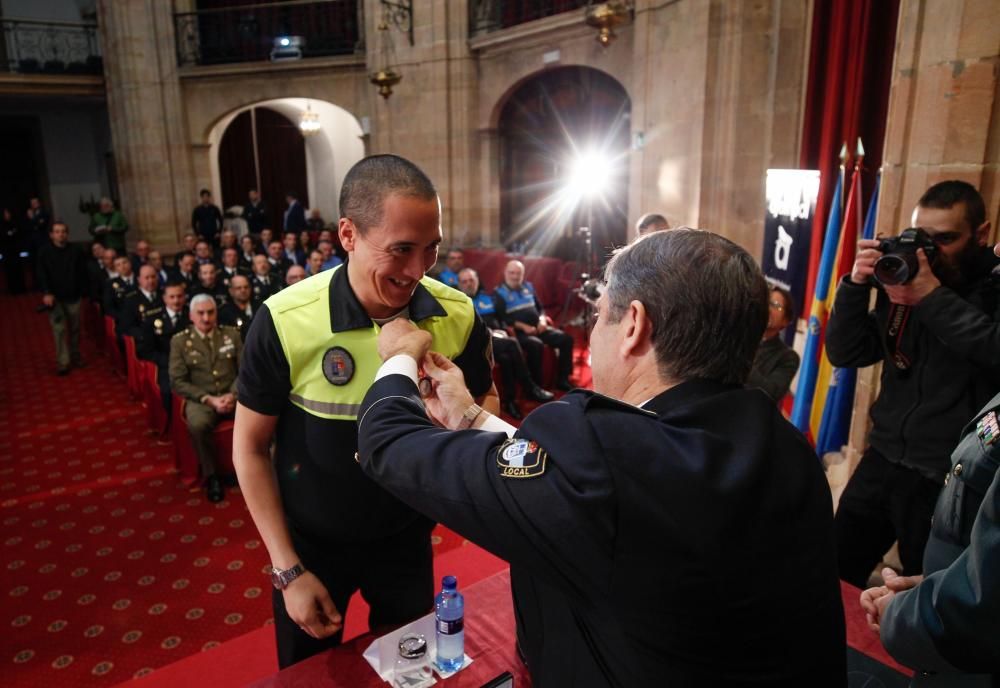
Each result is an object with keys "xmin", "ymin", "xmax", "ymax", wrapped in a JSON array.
[{"xmin": 322, "ymin": 347, "xmax": 354, "ymax": 386}]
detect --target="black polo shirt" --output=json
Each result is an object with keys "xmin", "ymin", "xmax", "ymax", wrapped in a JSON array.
[{"xmin": 237, "ymin": 266, "xmax": 494, "ymax": 544}]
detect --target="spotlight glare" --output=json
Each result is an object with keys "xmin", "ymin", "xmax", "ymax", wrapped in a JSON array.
[{"xmin": 564, "ymin": 150, "xmax": 613, "ymax": 202}]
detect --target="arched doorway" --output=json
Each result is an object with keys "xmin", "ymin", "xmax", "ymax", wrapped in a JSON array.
[
  {"xmin": 208, "ymin": 99, "xmax": 365, "ymax": 231},
  {"xmin": 219, "ymin": 107, "xmax": 307, "ymax": 231},
  {"xmin": 498, "ymin": 67, "xmax": 631, "ymax": 264}
]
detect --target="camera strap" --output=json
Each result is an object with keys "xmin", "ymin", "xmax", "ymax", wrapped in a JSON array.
[{"xmin": 885, "ymin": 303, "xmax": 912, "ymax": 371}]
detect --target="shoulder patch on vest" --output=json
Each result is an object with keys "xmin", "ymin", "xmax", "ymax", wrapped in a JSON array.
[{"xmin": 496, "ymin": 438, "xmax": 547, "ymax": 479}]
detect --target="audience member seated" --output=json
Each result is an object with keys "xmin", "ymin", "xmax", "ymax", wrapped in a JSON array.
[
  {"xmin": 495, "ymin": 259, "xmax": 574, "ymax": 391},
  {"xmin": 192, "ymin": 189, "xmax": 223, "ymax": 245},
  {"xmin": 89, "ymin": 196, "xmax": 128, "ymax": 253},
  {"xmin": 119, "ymin": 265, "xmax": 162, "ymax": 338},
  {"xmin": 298, "ymin": 230, "xmax": 312, "ymax": 255},
  {"xmin": 129, "ymin": 239, "xmax": 150, "ymax": 274},
  {"xmin": 282, "ymin": 232, "xmax": 306, "ymax": 266},
  {"xmin": 85, "ymin": 241, "xmax": 108, "ymax": 302},
  {"xmin": 103, "ymin": 254, "xmax": 137, "ymax": 324},
  {"xmin": 458, "ymin": 267, "xmax": 553, "ymax": 419},
  {"xmin": 306, "ymin": 249, "xmax": 324, "ymax": 276},
  {"xmin": 266, "ymin": 240, "xmax": 291, "ymax": 284},
  {"xmin": 258, "ymin": 228, "xmax": 274, "ymax": 255},
  {"xmin": 250, "ymin": 254, "xmax": 279, "ymax": 307},
  {"xmin": 218, "ymin": 274, "xmax": 255, "ymax": 340},
  {"xmin": 137, "ymin": 280, "xmax": 188, "ymax": 419},
  {"xmin": 243, "ymin": 189, "xmax": 267, "ymax": 236},
  {"xmin": 174, "ymin": 233, "xmax": 197, "ymax": 264},
  {"xmin": 747, "ymin": 284, "xmax": 800, "ymax": 402},
  {"xmin": 218, "ymin": 247, "xmax": 248, "ymax": 289},
  {"xmin": 147, "ymin": 250, "xmax": 170, "ymax": 288},
  {"xmin": 216, "ymin": 229, "xmax": 238, "ymax": 260},
  {"xmin": 193, "ymin": 240, "xmax": 216, "ymax": 267},
  {"xmin": 635, "ymin": 212, "xmax": 671, "ymax": 236},
  {"xmin": 437, "ymin": 248, "xmax": 463, "ymax": 288},
  {"xmin": 306, "ymin": 207, "xmax": 325, "ymax": 233},
  {"xmin": 192, "ymin": 262, "xmax": 228, "ymax": 309},
  {"xmin": 317, "ymin": 239, "xmax": 342, "ymax": 271},
  {"xmin": 168, "ymin": 294, "xmax": 242, "ymax": 503},
  {"xmin": 172, "ymin": 252, "xmax": 197, "ymax": 291},
  {"xmin": 284, "ymin": 264, "xmax": 306, "ymax": 286},
  {"xmin": 318, "ymin": 227, "xmax": 346, "ymax": 260},
  {"xmin": 239, "ymin": 235, "xmax": 257, "ymax": 268}
]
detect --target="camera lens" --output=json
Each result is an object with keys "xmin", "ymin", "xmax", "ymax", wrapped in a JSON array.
[{"xmin": 873, "ymin": 254, "xmax": 913, "ymax": 286}]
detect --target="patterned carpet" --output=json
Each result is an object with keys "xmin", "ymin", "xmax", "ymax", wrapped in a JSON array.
[{"xmin": 0, "ymin": 295, "xmax": 485, "ymax": 687}]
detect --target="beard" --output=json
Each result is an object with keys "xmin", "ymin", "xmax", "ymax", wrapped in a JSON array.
[{"xmin": 931, "ymin": 239, "xmax": 981, "ymax": 290}]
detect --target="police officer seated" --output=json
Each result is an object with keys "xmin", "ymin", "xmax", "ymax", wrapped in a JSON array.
[
  {"xmin": 219, "ymin": 247, "xmax": 249, "ymax": 289},
  {"xmin": 250, "ymin": 254, "xmax": 279, "ymax": 307},
  {"xmin": 103, "ymin": 254, "xmax": 137, "ymax": 325},
  {"xmin": 218, "ymin": 274, "xmax": 255, "ymax": 340},
  {"xmin": 436, "ymin": 248, "xmax": 463, "ymax": 288},
  {"xmin": 458, "ymin": 266, "xmax": 553, "ymax": 419},
  {"xmin": 172, "ymin": 252, "xmax": 197, "ymax": 292},
  {"xmin": 358, "ymin": 228, "xmax": 847, "ymax": 687},
  {"xmin": 266, "ymin": 240, "xmax": 292, "ymax": 284},
  {"xmin": 169, "ymin": 293, "xmax": 242, "ymax": 502},
  {"xmin": 494, "ymin": 259, "xmax": 574, "ymax": 391},
  {"xmin": 137, "ymin": 280, "xmax": 188, "ymax": 420},
  {"xmin": 192, "ymin": 262, "xmax": 228, "ymax": 310},
  {"xmin": 119, "ymin": 265, "xmax": 163, "ymax": 339}
]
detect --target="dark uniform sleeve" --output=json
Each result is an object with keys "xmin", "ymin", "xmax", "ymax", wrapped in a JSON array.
[
  {"xmin": 236, "ymin": 304, "xmax": 291, "ymax": 416},
  {"xmin": 357, "ymin": 374, "xmax": 615, "ymax": 594},
  {"xmin": 451, "ymin": 312, "xmax": 494, "ymax": 398}
]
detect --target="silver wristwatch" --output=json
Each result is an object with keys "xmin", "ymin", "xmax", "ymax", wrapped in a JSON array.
[
  {"xmin": 270, "ymin": 563, "xmax": 305, "ymax": 590},
  {"xmin": 457, "ymin": 403, "xmax": 484, "ymax": 430}
]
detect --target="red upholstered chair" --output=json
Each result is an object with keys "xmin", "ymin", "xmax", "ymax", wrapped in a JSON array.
[
  {"xmin": 140, "ymin": 360, "xmax": 168, "ymax": 437},
  {"xmin": 170, "ymin": 393, "xmax": 236, "ymax": 485},
  {"xmin": 103, "ymin": 315, "xmax": 125, "ymax": 375},
  {"xmin": 122, "ymin": 335, "xmax": 142, "ymax": 400}
]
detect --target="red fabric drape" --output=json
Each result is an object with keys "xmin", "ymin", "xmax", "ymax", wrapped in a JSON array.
[{"xmin": 799, "ymin": 0, "xmax": 899, "ymax": 312}]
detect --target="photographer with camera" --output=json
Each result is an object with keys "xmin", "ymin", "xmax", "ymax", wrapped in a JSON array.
[{"xmin": 826, "ymin": 180, "xmax": 999, "ymax": 589}]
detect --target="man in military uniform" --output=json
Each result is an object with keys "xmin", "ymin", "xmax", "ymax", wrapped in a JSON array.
[
  {"xmin": 138, "ymin": 280, "xmax": 188, "ymax": 418},
  {"xmin": 103, "ymin": 255, "xmax": 137, "ymax": 325},
  {"xmin": 234, "ymin": 154, "xmax": 498, "ymax": 668},
  {"xmin": 119, "ymin": 265, "xmax": 162, "ymax": 338},
  {"xmin": 494, "ymin": 258, "xmax": 574, "ymax": 391},
  {"xmin": 249, "ymin": 254, "xmax": 279, "ymax": 307},
  {"xmin": 357, "ymin": 229, "xmax": 846, "ymax": 687},
  {"xmin": 169, "ymin": 293, "xmax": 242, "ymax": 502},
  {"xmin": 458, "ymin": 267, "xmax": 552, "ymax": 418},
  {"xmin": 218, "ymin": 274, "xmax": 254, "ymax": 340},
  {"xmin": 192, "ymin": 262, "xmax": 228, "ymax": 310}
]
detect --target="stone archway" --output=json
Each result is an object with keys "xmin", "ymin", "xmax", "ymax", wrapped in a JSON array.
[
  {"xmin": 497, "ymin": 67, "xmax": 631, "ymax": 263},
  {"xmin": 207, "ymin": 98, "xmax": 365, "ymax": 228}
]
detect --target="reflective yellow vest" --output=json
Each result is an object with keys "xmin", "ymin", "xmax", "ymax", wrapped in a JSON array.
[{"xmin": 266, "ymin": 266, "xmax": 475, "ymax": 421}]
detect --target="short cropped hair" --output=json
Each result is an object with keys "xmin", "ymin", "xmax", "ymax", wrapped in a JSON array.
[
  {"xmin": 636, "ymin": 213, "xmax": 670, "ymax": 234},
  {"xmin": 339, "ymin": 154, "xmax": 437, "ymax": 235},
  {"xmin": 603, "ymin": 228, "xmax": 769, "ymax": 385},
  {"xmin": 189, "ymin": 293, "xmax": 216, "ymax": 313},
  {"xmin": 917, "ymin": 180, "xmax": 986, "ymax": 232}
]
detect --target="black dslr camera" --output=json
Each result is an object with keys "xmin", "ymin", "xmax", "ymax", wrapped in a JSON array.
[{"xmin": 873, "ymin": 228, "xmax": 938, "ymax": 286}]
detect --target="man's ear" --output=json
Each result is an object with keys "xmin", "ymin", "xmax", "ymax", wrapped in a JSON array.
[
  {"xmin": 620, "ymin": 300, "xmax": 652, "ymax": 358},
  {"xmin": 339, "ymin": 218, "xmax": 357, "ymax": 252},
  {"xmin": 974, "ymin": 220, "xmax": 992, "ymax": 247}
]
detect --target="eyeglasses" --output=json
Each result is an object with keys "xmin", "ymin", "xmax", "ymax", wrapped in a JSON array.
[{"xmin": 768, "ymin": 299, "xmax": 786, "ymax": 312}]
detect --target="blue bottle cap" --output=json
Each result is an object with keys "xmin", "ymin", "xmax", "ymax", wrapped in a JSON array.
[{"xmin": 442, "ymin": 575, "xmax": 457, "ymax": 589}]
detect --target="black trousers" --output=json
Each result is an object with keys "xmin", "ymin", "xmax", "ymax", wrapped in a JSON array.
[
  {"xmin": 492, "ymin": 335, "xmax": 534, "ymax": 400},
  {"xmin": 515, "ymin": 328, "xmax": 573, "ymax": 385},
  {"xmin": 834, "ymin": 447, "xmax": 943, "ymax": 588},
  {"xmin": 272, "ymin": 520, "xmax": 434, "ymax": 669}
]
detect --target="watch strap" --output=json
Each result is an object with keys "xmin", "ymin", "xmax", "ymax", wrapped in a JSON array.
[
  {"xmin": 457, "ymin": 403, "xmax": 484, "ymax": 430},
  {"xmin": 270, "ymin": 563, "xmax": 305, "ymax": 590}
]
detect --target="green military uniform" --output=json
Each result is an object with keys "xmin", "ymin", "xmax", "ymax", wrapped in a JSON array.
[{"xmin": 168, "ymin": 324, "xmax": 242, "ymax": 478}]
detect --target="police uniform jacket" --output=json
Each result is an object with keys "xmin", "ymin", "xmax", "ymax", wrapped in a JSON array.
[
  {"xmin": 237, "ymin": 265, "xmax": 494, "ymax": 545},
  {"xmin": 218, "ymin": 301, "xmax": 254, "ymax": 340},
  {"xmin": 880, "ymin": 392, "xmax": 1000, "ymax": 686},
  {"xmin": 219, "ymin": 265, "xmax": 250, "ymax": 290},
  {"xmin": 103, "ymin": 275, "xmax": 137, "ymax": 322},
  {"xmin": 357, "ymin": 376, "xmax": 847, "ymax": 687},
  {"xmin": 243, "ymin": 201, "xmax": 267, "ymax": 236},
  {"xmin": 191, "ymin": 281, "xmax": 229, "ymax": 310},
  {"xmin": 494, "ymin": 281, "xmax": 544, "ymax": 327},
  {"xmin": 472, "ymin": 287, "xmax": 506, "ymax": 332},
  {"xmin": 250, "ymin": 273, "xmax": 280, "ymax": 307},
  {"xmin": 436, "ymin": 268, "xmax": 459, "ymax": 288},
  {"xmin": 168, "ymin": 325, "xmax": 242, "ymax": 403},
  {"xmin": 138, "ymin": 309, "xmax": 188, "ymax": 368},
  {"xmin": 120, "ymin": 289, "xmax": 163, "ymax": 338}
]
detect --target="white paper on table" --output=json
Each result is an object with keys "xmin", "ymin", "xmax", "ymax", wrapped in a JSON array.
[{"xmin": 362, "ymin": 612, "xmax": 473, "ymax": 683}]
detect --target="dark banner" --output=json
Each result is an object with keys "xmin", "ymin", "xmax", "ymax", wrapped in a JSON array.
[{"xmin": 762, "ymin": 169, "xmax": 819, "ymax": 325}]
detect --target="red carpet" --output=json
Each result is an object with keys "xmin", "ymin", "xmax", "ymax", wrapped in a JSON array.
[{"xmin": 0, "ymin": 294, "xmax": 513, "ymax": 687}]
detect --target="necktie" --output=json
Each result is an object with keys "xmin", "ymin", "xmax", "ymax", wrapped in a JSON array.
[{"xmin": 170, "ymin": 314, "xmax": 177, "ymax": 328}]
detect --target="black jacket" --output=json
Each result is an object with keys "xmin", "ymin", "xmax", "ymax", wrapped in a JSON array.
[
  {"xmin": 36, "ymin": 241, "xmax": 86, "ymax": 302},
  {"xmin": 826, "ymin": 250, "xmax": 1000, "ymax": 480},
  {"xmin": 358, "ymin": 376, "xmax": 846, "ymax": 687}
]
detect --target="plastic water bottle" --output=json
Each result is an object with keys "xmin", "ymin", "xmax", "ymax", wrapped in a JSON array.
[{"xmin": 434, "ymin": 575, "xmax": 464, "ymax": 672}]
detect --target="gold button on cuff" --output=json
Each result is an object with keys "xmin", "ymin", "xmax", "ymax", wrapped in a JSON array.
[{"xmin": 954, "ymin": 463, "xmax": 963, "ymax": 476}]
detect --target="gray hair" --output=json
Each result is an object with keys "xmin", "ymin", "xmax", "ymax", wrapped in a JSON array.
[
  {"xmin": 339, "ymin": 154, "xmax": 437, "ymax": 235},
  {"xmin": 603, "ymin": 228, "xmax": 769, "ymax": 385},
  {"xmin": 188, "ymin": 293, "xmax": 216, "ymax": 313}
]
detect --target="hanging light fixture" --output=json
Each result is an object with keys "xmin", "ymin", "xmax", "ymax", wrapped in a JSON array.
[
  {"xmin": 370, "ymin": 1, "xmax": 410, "ymax": 99},
  {"xmin": 584, "ymin": 1, "xmax": 631, "ymax": 48},
  {"xmin": 299, "ymin": 102, "xmax": 321, "ymax": 136}
]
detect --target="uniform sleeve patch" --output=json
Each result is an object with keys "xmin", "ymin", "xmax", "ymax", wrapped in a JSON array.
[{"xmin": 497, "ymin": 438, "xmax": 546, "ymax": 479}]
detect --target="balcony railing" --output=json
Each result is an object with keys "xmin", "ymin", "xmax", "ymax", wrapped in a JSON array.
[
  {"xmin": 469, "ymin": 0, "xmax": 589, "ymax": 37},
  {"xmin": 1, "ymin": 18, "xmax": 102, "ymax": 75},
  {"xmin": 173, "ymin": 0, "xmax": 361, "ymax": 68}
]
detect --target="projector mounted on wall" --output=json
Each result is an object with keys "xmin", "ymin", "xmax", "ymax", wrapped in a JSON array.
[{"xmin": 270, "ymin": 36, "xmax": 304, "ymax": 62}]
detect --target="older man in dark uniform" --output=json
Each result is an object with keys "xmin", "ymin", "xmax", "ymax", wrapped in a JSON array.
[
  {"xmin": 358, "ymin": 229, "xmax": 846, "ymax": 687},
  {"xmin": 218, "ymin": 274, "xmax": 254, "ymax": 340},
  {"xmin": 169, "ymin": 293, "xmax": 241, "ymax": 502},
  {"xmin": 119, "ymin": 265, "xmax": 163, "ymax": 338}
]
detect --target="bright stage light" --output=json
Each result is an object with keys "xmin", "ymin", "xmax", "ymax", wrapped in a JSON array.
[{"xmin": 563, "ymin": 150, "xmax": 613, "ymax": 202}]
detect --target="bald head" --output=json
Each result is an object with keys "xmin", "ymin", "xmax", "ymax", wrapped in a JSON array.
[
  {"xmin": 138, "ymin": 264, "xmax": 157, "ymax": 292},
  {"xmin": 285, "ymin": 265, "xmax": 307, "ymax": 285},
  {"xmin": 503, "ymin": 260, "xmax": 525, "ymax": 289}
]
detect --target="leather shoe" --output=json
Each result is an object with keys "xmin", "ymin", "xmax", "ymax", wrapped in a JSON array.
[
  {"xmin": 502, "ymin": 400, "xmax": 523, "ymax": 420},
  {"xmin": 526, "ymin": 385, "xmax": 554, "ymax": 402},
  {"xmin": 205, "ymin": 475, "xmax": 224, "ymax": 503},
  {"xmin": 556, "ymin": 378, "xmax": 573, "ymax": 391}
]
